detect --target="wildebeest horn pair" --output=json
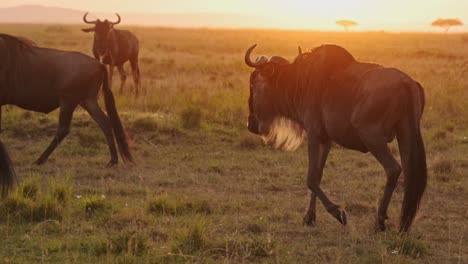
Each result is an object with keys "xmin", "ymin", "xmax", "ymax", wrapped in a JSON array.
[
  {"xmin": 83, "ymin": 12, "xmax": 121, "ymax": 25},
  {"xmin": 244, "ymin": 44, "xmax": 290, "ymax": 68}
]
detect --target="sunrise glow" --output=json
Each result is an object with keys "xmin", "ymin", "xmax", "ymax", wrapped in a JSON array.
[{"xmin": 0, "ymin": 0, "xmax": 467, "ymax": 31}]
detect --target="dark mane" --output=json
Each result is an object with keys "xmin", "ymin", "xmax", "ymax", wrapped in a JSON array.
[
  {"xmin": 289, "ymin": 45, "xmax": 357, "ymax": 108},
  {"xmin": 0, "ymin": 33, "xmax": 35, "ymax": 50},
  {"xmin": 293, "ymin": 44, "xmax": 356, "ymax": 70},
  {"xmin": 0, "ymin": 34, "xmax": 35, "ymax": 93},
  {"xmin": 261, "ymin": 45, "xmax": 358, "ymax": 150}
]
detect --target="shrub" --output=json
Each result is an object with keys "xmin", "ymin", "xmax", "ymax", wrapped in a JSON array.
[
  {"xmin": 31, "ymin": 196, "xmax": 63, "ymax": 221},
  {"xmin": 0, "ymin": 194, "xmax": 62, "ymax": 222},
  {"xmin": 50, "ymin": 181, "xmax": 73, "ymax": 204},
  {"xmin": 19, "ymin": 179, "xmax": 39, "ymax": 200}
]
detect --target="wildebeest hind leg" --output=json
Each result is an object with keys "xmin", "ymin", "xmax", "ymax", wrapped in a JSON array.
[
  {"xmin": 117, "ymin": 65, "xmax": 127, "ymax": 95},
  {"xmin": 358, "ymin": 130, "xmax": 401, "ymax": 231},
  {"xmin": 304, "ymin": 140, "xmax": 331, "ymax": 226},
  {"xmin": 35, "ymin": 101, "xmax": 77, "ymax": 165},
  {"xmin": 80, "ymin": 99, "xmax": 119, "ymax": 166}
]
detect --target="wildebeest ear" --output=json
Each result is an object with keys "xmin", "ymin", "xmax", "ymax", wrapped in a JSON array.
[{"xmin": 81, "ymin": 27, "xmax": 95, "ymax": 33}]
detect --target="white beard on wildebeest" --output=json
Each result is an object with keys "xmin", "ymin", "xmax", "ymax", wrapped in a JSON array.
[
  {"xmin": 244, "ymin": 44, "xmax": 427, "ymax": 233},
  {"xmin": 0, "ymin": 34, "xmax": 133, "ymax": 168}
]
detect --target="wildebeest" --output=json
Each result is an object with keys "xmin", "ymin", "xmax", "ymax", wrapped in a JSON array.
[
  {"xmin": 244, "ymin": 44, "xmax": 427, "ymax": 232},
  {"xmin": 0, "ymin": 34, "xmax": 133, "ymax": 166},
  {"xmin": 0, "ymin": 36, "xmax": 37, "ymax": 132},
  {"xmin": 81, "ymin": 12, "xmax": 141, "ymax": 96}
]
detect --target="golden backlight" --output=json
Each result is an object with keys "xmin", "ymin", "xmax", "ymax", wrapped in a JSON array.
[{"xmin": 1, "ymin": 0, "xmax": 467, "ymax": 31}]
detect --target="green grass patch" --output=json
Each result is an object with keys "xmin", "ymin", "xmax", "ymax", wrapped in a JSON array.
[
  {"xmin": 82, "ymin": 195, "xmax": 113, "ymax": 217},
  {"xmin": 147, "ymin": 194, "xmax": 212, "ymax": 217}
]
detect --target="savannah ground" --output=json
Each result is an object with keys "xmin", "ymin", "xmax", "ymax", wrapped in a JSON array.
[{"xmin": 0, "ymin": 24, "xmax": 467, "ymax": 263}]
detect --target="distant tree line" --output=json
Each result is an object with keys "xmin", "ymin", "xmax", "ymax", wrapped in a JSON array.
[{"xmin": 335, "ymin": 18, "xmax": 465, "ymax": 33}]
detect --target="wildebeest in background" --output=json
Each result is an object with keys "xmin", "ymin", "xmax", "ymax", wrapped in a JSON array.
[
  {"xmin": 82, "ymin": 12, "xmax": 142, "ymax": 96},
  {"xmin": 0, "ymin": 34, "xmax": 133, "ymax": 166},
  {"xmin": 244, "ymin": 44, "xmax": 427, "ymax": 232}
]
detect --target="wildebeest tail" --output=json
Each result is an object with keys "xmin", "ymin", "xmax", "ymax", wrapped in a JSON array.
[
  {"xmin": 101, "ymin": 65, "xmax": 134, "ymax": 163},
  {"xmin": 0, "ymin": 140, "xmax": 16, "ymax": 197},
  {"xmin": 399, "ymin": 80, "xmax": 427, "ymax": 232}
]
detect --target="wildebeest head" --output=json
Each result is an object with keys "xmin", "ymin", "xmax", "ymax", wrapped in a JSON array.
[
  {"xmin": 244, "ymin": 44, "xmax": 305, "ymax": 150},
  {"xmin": 81, "ymin": 12, "xmax": 121, "ymax": 55}
]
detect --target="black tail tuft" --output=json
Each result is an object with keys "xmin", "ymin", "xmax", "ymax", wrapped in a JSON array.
[
  {"xmin": 101, "ymin": 66, "xmax": 134, "ymax": 163},
  {"xmin": 0, "ymin": 140, "xmax": 16, "ymax": 197}
]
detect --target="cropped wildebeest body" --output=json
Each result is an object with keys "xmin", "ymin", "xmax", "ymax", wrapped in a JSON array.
[
  {"xmin": 0, "ymin": 36, "xmax": 36, "ymax": 132},
  {"xmin": 82, "ymin": 12, "xmax": 141, "ymax": 96},
  {"xmin": 244, "ymin": 44, "xmax": 427, "ymax": 232},
  {"xmin": 0, "ymin": 34, "xmax": 133, "ymax": 166}
]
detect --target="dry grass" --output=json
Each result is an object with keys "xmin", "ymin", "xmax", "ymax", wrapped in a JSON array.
[{"xmin": 0, "ymin": 24, "xmax": 467, "ymax": 263}]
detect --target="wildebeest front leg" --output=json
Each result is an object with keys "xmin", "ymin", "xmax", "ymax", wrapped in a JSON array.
[
  {"xmin": 306, "ymin": 138, "xmax": 347, "ymax": 225},
  {"xmin": 80, "ymin": 99, "xmax": 119, "ymax": 166},
  {"xmin": 303, "ymin": 140, "xmax": 332, "ymax": 226},
  {"xmin": 35, "ymin": 102, "xmax": 77, "ymax": 165},
  {"xmin": 117, "ymin": 65, "xmax": 127, "ymax": 94}
]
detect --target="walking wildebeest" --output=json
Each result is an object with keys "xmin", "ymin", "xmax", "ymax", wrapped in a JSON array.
[
  {"xmin": 81, "ymin": 12, "xmax": 141, "ymax": 96},
  {"xmin": 0, "ymin": 36, "xmax": 37, "ymax": 132},
  {"xmin": 0, "ymin": 34, "xmax": 133, "ymax": 166},
  {"xmin": 244, "ymin": 44, "xmax": 427, "ymax": 232}
]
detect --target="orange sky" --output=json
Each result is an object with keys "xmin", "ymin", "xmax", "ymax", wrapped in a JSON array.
[{"xmin": 1, "ymin": 0, "xmax": 467, "ymax": 31}]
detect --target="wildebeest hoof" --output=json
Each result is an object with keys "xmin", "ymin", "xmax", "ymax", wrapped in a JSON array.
[
  {"xmin": 333, "ymin": 208, "xmax": 348, "ymax": 225},
  {"xmin": 303, "ymin": 216, "xmax": 316, "ymax": 227},
  {"xmin": 34, "ymin": 159, "xmax": 47, "ymax": 165},
  {"xmin": 106, "ymin": 160, "xmax": 118, "ymax": 167},
  {"xmin": 375, "ymin": 213, "xmax": 390, "ymax": 231},
  {"xmin": 303, "ymin": 212, "xmax": 316, "ymax": 226},
  {"xmin": 375, "ymin": 222, "xmax": 386, "ymax": 232}
]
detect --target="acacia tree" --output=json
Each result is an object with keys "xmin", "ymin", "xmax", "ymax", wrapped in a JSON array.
[
  {"xmin": 431, "ymin": 18, "xmax": 464, "ymax": 33},
  {"xmin": 336, "ymin": 20, "xmax": 358, "ymax": 32}
]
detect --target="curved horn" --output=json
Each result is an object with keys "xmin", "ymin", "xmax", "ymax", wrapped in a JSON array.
[
  {"xmin": 298, "ymin": 46, "xmax": 303, "ymax": 55},
  {"xmin": 83, "ymin": 12, "xmax": 97, "ymax": 24},
  {"xmin": 245, "ymin": 44, "xmax": 268, "ymax": 68},
  {"xmin": 110, "ymin": 13, "xmax": 121, "ymax": 25}
]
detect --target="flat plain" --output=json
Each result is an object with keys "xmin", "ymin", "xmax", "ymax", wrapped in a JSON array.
[{"xmin": 0, "ymin": 24, "xmax": 467, "ymax": 263}]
